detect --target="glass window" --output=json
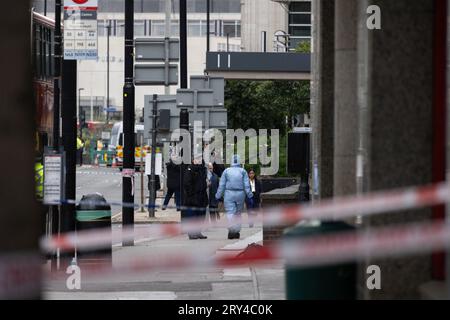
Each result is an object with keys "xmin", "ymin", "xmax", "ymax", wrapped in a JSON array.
[
  {"xmin": 211, "ymin": 0, "xmax": 241, "ymax": 13},
  {"xmin": 223, "ymin": 21, "xmax": 236, "ymax": 38},
  {"xmin": 289, "ymin": 13, "xmax": 311, "ymax": 25},
  {"xmin": 289, "ymin": 1, "xmax": 311, "ymax": 13},
  {"xmin": 200, "ymin": 20, "xmax": 216, "ymax": 36},
  {"xmin": 289, "ymin": 26, "xmax": 311, "ymax": 37},
  {"xmin": 116, "ymin": 20, "xmax": 126, "ymax": 37},
  {"xmin": 135, "ymin": 20, "xmax": 146, "ymax": 36},
  {"xmin": 171, "ymin": 20, "xmax": 180, "ymax": 37},
  {"xmin": 99, "ymin": 0, "xmax": 124, "ymax": 13},
  {"xmin": 34, "ymin": 26, "xmax": 41, "ymax": 78},
  {"xmin": 98, "ymin": 20, "xmax": 106, "ymax": 37},
  {"xmin": 31, "ymin": 0, "xmax": 56, "ymax": 13},
  {"xmin": 45, "ymin": 28, "xmax": 52, "ymax": 78},
  {"xmin": 289, "ymin": 38, "xmax": 310, "ymax": 50},
  {"xmin": 151, "ymin": 20, "xmax": 165, "ymax": 36},
  {"xmin": 188, "ymin": 0, "xmax": 206, "ymax": 13},
  {"xmin": 188, "ymin": 20, "xmax": 201, "ymax": 37},
  {"xmin": 142, "ymin": 0, "xmax": 165, "ymax": 13}
]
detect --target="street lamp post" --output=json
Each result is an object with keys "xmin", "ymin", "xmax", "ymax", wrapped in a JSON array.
[
  {"xmin": 78, "ymin": 88, "xmax": 85, "ymax": 136},
  {"xmin": 106, "ymin": 20, "xmax": 111, "ymax": 124}
]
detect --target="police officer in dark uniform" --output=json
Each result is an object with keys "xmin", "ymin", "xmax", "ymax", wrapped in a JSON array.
[
  {"xmin": 182, "ymin": 156, "xmax": 208, "ymax": 240},
  {"xmin": 162, "ymin": 159, "xmax": 181, "ymax": 211}
]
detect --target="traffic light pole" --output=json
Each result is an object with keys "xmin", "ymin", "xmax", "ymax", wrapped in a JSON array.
[
  {"xmin": 206, "ymin": 0, "xmax": 210, "ymax": 53},
  {"xmin": 51, "ymin": 0, "xmax": 62, "ymax": 271},
  {"xmin": 179, "ymin": 0, "xmax": 188, "ymax": 210},
  {"xmin": 122, "ymin": 0, "xmax": 135, "ymax": 246},
  {"xmin": 53, "ymin": 0, "xmax": 61, "ymax": 151},
  {"xmin": 61, "ymin": 59, "xmax": 77, "ymax": 265},
  {"xmin": 179, "ymin": 0, "xmax": 190, "ymax": 212},
  {"xmin": 149, "ymin": 94, "xmax": 158, "ymax": 218},
  {"xmin": 180, "ymin": 0, "xmax": 188, "ymax": 89},
  {"xmin": 106, "ymin": 21, "xmax": 111, "ymax": 124}
]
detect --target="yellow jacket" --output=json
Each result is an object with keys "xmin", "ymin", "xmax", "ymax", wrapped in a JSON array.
[
  {"xmin": 77, "ymin": 137, "xmax": 84, "ymax": 150},
  {"xmin": 35, "ymin": 162, "xmax": 44, "ymax": 200}
]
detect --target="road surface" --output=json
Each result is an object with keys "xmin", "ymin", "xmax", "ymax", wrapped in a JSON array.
[{"xmin": 76, "ymin": 166, "xmax": 149, "ymax": 215}]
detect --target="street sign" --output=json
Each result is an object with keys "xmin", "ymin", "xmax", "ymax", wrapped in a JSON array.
[
  {"xmin": 135, "ymin": 38, "xmax": 180, "ymax": 62},
  {"xmin": 144, "ymin": 153, "xmax": 163, "ymax": 176},
  {"xmin": 190, "ymin": 76, "xmax": 225, "ymax": 106},
  {"xmin": 144, "ymin": 95, "xmax": 179, "ymax": 140},
  {"xmin": 43, "ymin": 154, "xmax": 63, "ymax": 205},
  {"xmin": 176, "ymin": 89, "xmax": 227, "ymax": 130},
  {"xmin": 63, "ymin": 0, "xmax": 98, "ymax": 60},
  {"xmin": 188, "ymin": 108, "xmax": 228, "ymax": 130},
  {"xmin": 135, "ymin": 64, "xmax": 179, "ymax": 86},
  {"xmin": 176, "ymin": 89, "xmax": 214, "ymax": 107}
]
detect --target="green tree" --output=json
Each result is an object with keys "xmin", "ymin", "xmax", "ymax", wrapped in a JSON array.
[
  {"xmin": 225, "ymin": 40, "xmax": 311, "ymax": 134},
  {"xmin": 224, "ymin": 40, "xmax": 311, "ymax": 176}
]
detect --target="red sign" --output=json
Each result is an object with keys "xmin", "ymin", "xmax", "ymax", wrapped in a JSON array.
[{"xmin": 64, "ymin": 0, "xmax": 98, "ymax": 10}]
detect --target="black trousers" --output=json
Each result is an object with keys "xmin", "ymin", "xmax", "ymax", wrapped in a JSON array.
[{"xmin": 181, "ymin": 207, "xmax": 206, "ymax": 236}]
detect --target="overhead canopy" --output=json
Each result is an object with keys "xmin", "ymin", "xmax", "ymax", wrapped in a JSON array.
[{"xmin": 205, "ymin": 52, "xmax": 311, "ymax": 81}]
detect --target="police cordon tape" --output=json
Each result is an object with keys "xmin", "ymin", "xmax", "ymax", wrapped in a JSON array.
[
  {"xmin": 41, "ymin": 181, "xmax": 450, "ymax": 253},
  {"xmin": 45, "ymin": 220, "xmax": 450, "ymax": 279},
  {"xmin": 0, "ymin": 252, "xmax": 41, "ymax": 299}
]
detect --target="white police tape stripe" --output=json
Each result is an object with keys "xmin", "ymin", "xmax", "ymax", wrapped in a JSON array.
[
  {"xmin": 41, "ymin": 182, "xmax": 450, "ymax": 253},
  {"xmin": 45, "ymin": 220, "xmax": 450, "ymax": 279}
]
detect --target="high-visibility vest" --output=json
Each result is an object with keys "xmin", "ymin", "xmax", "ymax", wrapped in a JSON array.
[
  {"xmin": 77, "ymin": 138, "xmax": 84, "ymax": 150},
  {"xmin": 35, "ymin": 162, "xmax": 44, "ymax": 200}
]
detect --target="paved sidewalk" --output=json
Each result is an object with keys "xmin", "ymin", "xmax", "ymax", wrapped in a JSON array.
[
  {"xmin": 43, "ymin": 220, "xmax": 286, "ymax": 300},
  {"xmin": 112, "ymin": 195, "xmax": 180, "ymax": 224}
]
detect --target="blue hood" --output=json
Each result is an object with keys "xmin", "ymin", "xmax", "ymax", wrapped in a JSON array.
[{"xmin": 231, "ymin": 154, "xmax": 241, "ymax": 167}]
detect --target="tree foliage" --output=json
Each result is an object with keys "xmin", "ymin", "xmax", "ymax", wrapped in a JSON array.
[{"xmin": 225, "ymin": 41, "xmax": 311, "ymax": 135}]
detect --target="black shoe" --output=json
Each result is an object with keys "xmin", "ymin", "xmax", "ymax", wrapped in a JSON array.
[
  {"xmin": 188, "ymin": 234, "xmax": 199, "ymax": 240},
  {"xmin": 228, "ymin": 232, "xmax": 239, "ymax": 240},
  {"xmin": 249, "ymin": 223, "xmax": 254, "ymax": 228},
  {"xmin": 197, "ymin": 234, "xmax": 207, "ymax": 239}
]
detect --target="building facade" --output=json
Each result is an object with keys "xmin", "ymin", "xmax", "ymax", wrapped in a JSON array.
[
  {"xmin": 241, "ymin": 0, "xmax": 311, "ymax": 52},
  {"xmin": 32, "ymin": 0, "xmax": 242, "ymax": 121}
]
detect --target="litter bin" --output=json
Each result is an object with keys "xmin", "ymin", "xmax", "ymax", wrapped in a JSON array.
[
  {"xmin": 284, "ymin": 221, "xmax": 357, "ymax": 300},
  {"xmin": 76, "ymin": 193, "xmax": 112, "ymax": 267}
]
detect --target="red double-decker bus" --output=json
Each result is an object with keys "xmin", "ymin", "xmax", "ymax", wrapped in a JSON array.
[{"xmin": 32, "ymin": 11, "xmax": 55, "ymax": 154}]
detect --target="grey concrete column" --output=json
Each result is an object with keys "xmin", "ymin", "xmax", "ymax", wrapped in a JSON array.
[
  {"xmin": 311, "ymin": 0, "xmax": 335, "ymax": 200},
  {"xmin": 361, "ymin": 0, "xmax": 435, "ymax": 299},
  {"xmin": 333, "ymin": 0, "xmax": 359, "ymax": 198}
]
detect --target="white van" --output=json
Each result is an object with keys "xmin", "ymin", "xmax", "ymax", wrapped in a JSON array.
[{"xmin": 109, "ymin": 121, "xmax": 148, "ymax": 167}]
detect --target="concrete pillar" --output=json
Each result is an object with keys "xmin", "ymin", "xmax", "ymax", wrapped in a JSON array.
[
  {"xmin": 359, "ymin": 0, "xmax": 435, "ymax": 299},
  {"xmin": 311, "ymin": 0, "xmax": 335, "ymax": 200},
  {"xmin": 333, "ymin": 0, "xmax": 359, "ymax": 198}
]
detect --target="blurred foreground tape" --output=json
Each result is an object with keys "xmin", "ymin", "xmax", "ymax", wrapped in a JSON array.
[
  {"xmin": 42, "ymin": 182, "xmax": 450, "ymax": 253},
  {"xmin": 45, "ymin": 220, "xmax": 450, "ymax": 278},
  {"xmin": 0, "ymin": 253, "xmax": 41, "ymax": 299}
]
